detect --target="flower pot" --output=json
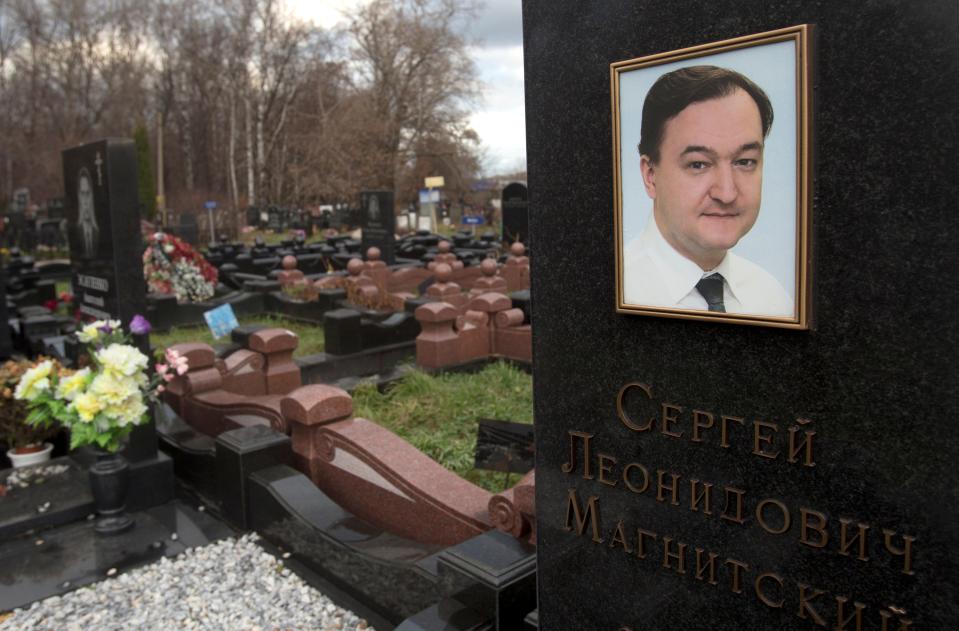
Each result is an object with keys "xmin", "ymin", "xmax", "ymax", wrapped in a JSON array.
[
  {"xmin": 88, "ymin": 448, "xmax": 135, "ymax": 535},
  {"xmin": 8, "ymin": 442, "xmax": 53, "ymax": 468}
]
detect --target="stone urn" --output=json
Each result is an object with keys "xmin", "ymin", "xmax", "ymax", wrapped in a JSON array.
[{"xmin": 88, "ymin": 448, "xmax": 135, "ymax": 535}]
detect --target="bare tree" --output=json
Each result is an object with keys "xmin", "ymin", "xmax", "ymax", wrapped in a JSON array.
[
  {"xmin": 0, "ymin": 0, "xmax": 484, "ymax": 223},
  {"xmin": 347, "ymin": 0, "xmax": 481, "ymax": 195},
  {"xmin": 0, "ymin": 0, "xmax": 152, "ymax": 202}
]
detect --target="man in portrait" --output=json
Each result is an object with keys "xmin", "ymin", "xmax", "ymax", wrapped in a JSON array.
[{"xmin": 623, "ymin": 65, "xmax": 793, "ymax": 317}]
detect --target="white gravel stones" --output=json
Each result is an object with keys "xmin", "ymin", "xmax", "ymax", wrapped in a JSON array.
[{"xmin": 0, "ymin": 533, "xmax": 373, "ymax": 631}]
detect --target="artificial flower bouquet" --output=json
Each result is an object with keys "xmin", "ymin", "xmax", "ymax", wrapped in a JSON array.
[
  {"xmin": 43, "ymin": 291, "xmax": 76, "ymax": 318},
  {"xmin": 143, "ymin": 231, "xmax": 218, "ymax": 303},
  {"xmin": 0, "ymin": 357, "xmax": 63, "ymax": 451},
  {"xmin": 14, "ymin": 316, "xmax": 188, "ymax": 453}
]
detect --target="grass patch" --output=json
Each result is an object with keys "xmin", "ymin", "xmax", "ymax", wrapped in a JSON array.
[
  {"xmin": 352, "ymin": 361, "xmax": 533, "ymax": 493},
  {"xmin": 239, "ymin": 228, "xmax": 331, "ymax": 246},
  {"xmin": 151, "ymin": 315, "xmax": 325, "ymax": 357}
]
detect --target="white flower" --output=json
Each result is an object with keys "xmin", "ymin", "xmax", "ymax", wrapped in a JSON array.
[
  {"xmin": 71, "ymin": 391, "xmax": 102, "ymax": 422},
  {"xmin": 96, "ymin": 344, "xmax": 148, "ymax": 378},
  {"xmin": 103, "ymin": 393, "xmax": 147, "ymax": 427},
  {"xmin": 56, "ymin": 368, "xmax": 91, "ymax": 401},
  {"xmin": 89, "ymin": 372, "xmax": 140, "ymax": 406},
  {"xmin": 14, "ymin": 360, "xmax": 53, "ymax": 401},
  {"xmin": 77, "ymin": 322, "xmax": 102, "ymax": 343}
]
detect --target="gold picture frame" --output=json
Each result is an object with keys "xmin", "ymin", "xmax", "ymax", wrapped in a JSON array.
[{"xmin": 612, "ymin": 25, "xmax": 813, "ymax": 329}]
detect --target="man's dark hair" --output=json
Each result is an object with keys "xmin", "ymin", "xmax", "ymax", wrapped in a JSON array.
[{"xmin": 638, "ymin": 65, "xmax": 774, "ymax": 163}]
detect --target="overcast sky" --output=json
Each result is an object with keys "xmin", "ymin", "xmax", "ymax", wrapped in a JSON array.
[{"xmin": 287, "ymin": 0, "xmax": 526, "ymax": 175}]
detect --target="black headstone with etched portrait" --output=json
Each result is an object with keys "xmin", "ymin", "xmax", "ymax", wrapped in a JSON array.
[
  {"xmin": 62, "ymin": 139, "xmax": 169, "ymax": 473},
  {"xmin": 526, "ymin": 1, "xmax": 959, "ymax": 630},
  {"xmin": 501, "ymin": 182, "xmax": 529, "ymax": 245},
  {"xmin": 63, "ymin": 138, "xmax": 146, "ymax": 326},
  {"xmin": 360, "ymin": 190, "xmax": 396, "ymax": 264}
]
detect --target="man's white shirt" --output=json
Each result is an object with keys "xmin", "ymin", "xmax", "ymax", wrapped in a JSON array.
[{"xmin": 623, "ymin": 216, "xmax": 793, "ymax": 317}]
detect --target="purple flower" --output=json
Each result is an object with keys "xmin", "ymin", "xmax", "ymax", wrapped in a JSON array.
[{"xmin": 130, "ymin": 314, "xmax": 152, "ymax": 335}]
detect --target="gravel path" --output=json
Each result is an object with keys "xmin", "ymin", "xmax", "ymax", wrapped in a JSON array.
[{"xmin": 0, "ymin": 533, "xmax": 374, "ymax": 631}]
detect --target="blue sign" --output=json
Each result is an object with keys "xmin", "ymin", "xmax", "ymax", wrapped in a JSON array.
[
  {"xmin": 418, "ymin": 189, "xmax": 440, "ymax": 204},
  {"xmin": 204, "ymin": 200, "xmax": 217, "ymax": 210},
  {"xmin": 463, "ymin": 216, "xmax": 484, "ymax": 225},
  {"xmin": 203, "ymin": 303, "xmax": 239, "ymax": 339}
]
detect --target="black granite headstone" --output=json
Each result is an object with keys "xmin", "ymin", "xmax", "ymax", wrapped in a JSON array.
[
  {"xmin": 360, "ymin": 190, "xmax": 396, "ymax": 265},
  {"xmin": 474, "ymin": 419, "xmax": 535, "ymax": 474},
  {"xmin": 38, "ymin": 219, "xmax": 63, "ymax": 249},
  {"xmin": 0, "ymin": 254, "xmax": 11, "ymax": 359},
  {"xmin": 63, "ymin": 138, "xmax": 147, "ymax": 326},
  {"xmin": 46, "ymin": 197, "xmax": 65, "ymax": 220},
  {"xmin": 63, "ymin": 139, "xmax": 163, "ymax": 468},
  {"xmin": 501, "ymin": 182, "xmax": 528, "ymax": 246},
  {"xmin": 526, "ymin": 3, "xmax": 959, "ymax": 630},
  {"xmin": 176, "ymin": 213, "xmax": 198, "ymax": 246}
]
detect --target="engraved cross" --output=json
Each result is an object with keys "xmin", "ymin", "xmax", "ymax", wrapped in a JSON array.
[{"xmin": 94, "ymin": 152, "xmax": 103, "ymax": 186}]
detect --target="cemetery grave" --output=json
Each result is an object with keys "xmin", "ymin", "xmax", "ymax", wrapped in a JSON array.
[
  {"xmin": 154, "ymin": 329, "xmax": 537, "ymax": 628},
  {"xmin": 151, "ymin": 314, "xmax": 326, "ymax": 358},
  {"xmin": 0, "ymin": 136, "xmax": 539, "ymax": 631},
  {"xmin": 3, "ymin": 0, "xmax": 958, "ymax": 629}
]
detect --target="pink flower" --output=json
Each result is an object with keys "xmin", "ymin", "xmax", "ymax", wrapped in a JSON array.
[
  {"xmin": 156, "ymin": 385, "xmax": 165, "ymax": 393},
  {"xmin": 163, "ymin": 373, "xmax": 175, "ymax": 382},
  {"xmin": 155, "ymin": 363, "xmax": 168, "ymax": 375},
  {"xmin": 176, "ymin": 363, "xmax": 189, "ymax": 375}
]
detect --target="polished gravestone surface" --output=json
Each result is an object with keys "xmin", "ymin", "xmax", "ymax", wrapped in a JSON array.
[
  {"xmin": 500, "ymin": 183, "xmax": 528, "ymax": 247},
  {"xmin": 63, "ymin": 138, "xmax": 146, "ymax": 325},
  {"xmin": 360, "ymin": 190, "xmax": 397, "ymax": 265},
  {"xmin": 525, "ymin": 1, "xmax": 959, "ymax": 629},
  {"xmin": 0, "ymin": 459, "xmax": 93, "ymax": 540},
  {"xmin": 0, "ymin": 497, "xmax": 234, "ymax": 611}
]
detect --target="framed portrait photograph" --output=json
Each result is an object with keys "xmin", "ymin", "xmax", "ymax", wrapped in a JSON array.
[{"xmin": 612, "ymin": 25, "xmax": 813, "ymax": 329}]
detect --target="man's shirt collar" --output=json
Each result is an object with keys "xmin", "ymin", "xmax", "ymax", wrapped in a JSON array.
[{"xmin": 641, "ymin": 216, "xmax": 743, "ymax": 305}]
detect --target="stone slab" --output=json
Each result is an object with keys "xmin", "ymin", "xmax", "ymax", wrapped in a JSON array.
[
  {"xmin": 248, "ymin": 465, "xmax": 445, "ymax": 626},
  {"xmin": 0, "ymin": 498, "xmax": 234, "ymax": 612},
  {"xmin": 0, "ymin": 458, "xmax": 93, "ymax": 540},
  {"xmin": 526, "ymin": 1, "xmax": 959, "ymax": 629}
]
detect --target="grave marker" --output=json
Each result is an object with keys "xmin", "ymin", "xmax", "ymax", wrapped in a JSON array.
[
  {"xmin": 526, "ymin": 3, "xmax": 959, "ymax": 630},
  {"xmin": 179, "ymin": 213, "xmax": 199, "ymax": 245},
  {"xmin": 501, "ymin": 182, "xmax": 528, "ymax": 245},
  {"xmin": 63, "ymin": 139, "xmax": 146, "ymax": 326},
  {"xmin": 474, "ymin": 419, "xmax": 535, "ymax": 474},
  {"xmin": 63, "ymin": 138, "xmax": 169, "ymax": 469},
  {"xmin": 360, "ymin": 190, "xmax": 396, "ymax": 265},
  {"xmin": 0, "ymin": 254, "xmax": 11, "ymax": 359}
]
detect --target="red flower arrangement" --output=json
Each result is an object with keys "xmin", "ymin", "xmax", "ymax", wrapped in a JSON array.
[
  {"xmin": 143, "ymin": 232, "xmax": 218, "ymax": 302},
  {"xmin": 44, "ymin": 292, "xmax": 76, "ymax": 318}
]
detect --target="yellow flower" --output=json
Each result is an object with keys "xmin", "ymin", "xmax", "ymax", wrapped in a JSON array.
[
  {"xmin": 14, "ymin": 360, "xmax": 53, "ymax": 401},
  {"xmin": 89, "ymin": 372, "xmax": 139, "ymax": 406},
  {"xmin": 77, "ymin": 323, "xmax": 102, "ymax": 343},
  {"xmin": 71, "ymin": 392, "xmax": 103, "ymax": 423},
  {"xmin": 97, "ymin": 344, "xmax": 148, "ymax": 379},
  {"xmin": 56, "ymin": 368, "xmax": 91, "ymax": 401}
]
